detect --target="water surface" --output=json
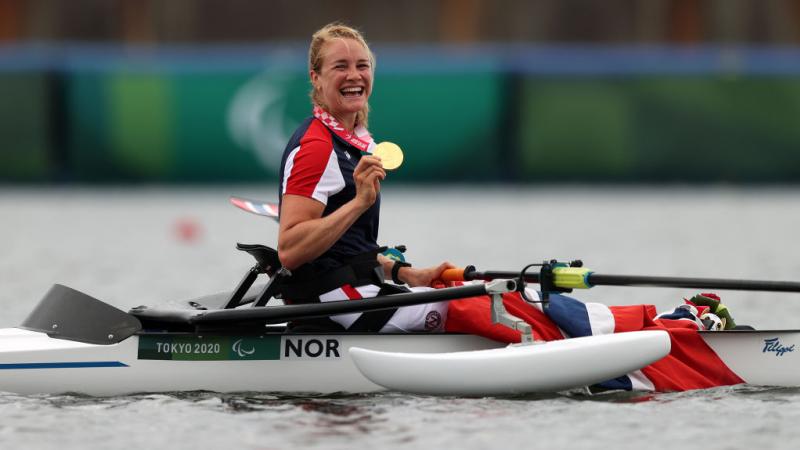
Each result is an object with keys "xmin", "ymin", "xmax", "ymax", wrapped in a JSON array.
[{"xmin": 1, "ymin": 186, "xmax": 799, "ymax": 449}]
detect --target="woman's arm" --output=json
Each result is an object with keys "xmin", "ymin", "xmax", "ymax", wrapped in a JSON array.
[{"xmin": 278, "ymin": 155, "xmax": 385, "ymax": 270}]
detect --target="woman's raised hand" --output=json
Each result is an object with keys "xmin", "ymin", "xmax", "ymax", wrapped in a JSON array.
[{"xmin": 353, "ymin": 155, "xmax": 386, "ymax": 209}]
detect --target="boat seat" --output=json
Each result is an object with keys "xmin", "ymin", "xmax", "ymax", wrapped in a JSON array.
[
  {"xmin": 129, "ymin": 282, "xmax": 275, "ymax": 330},
  {"xmin": 129, "ymin": 306, "xmax": 205, "ymax": 328},
  {"xmin": 236, "ymin": 243, "xmax": 281, "ymax": 274},
  {"xmin": 169, "ymin": 284, "xmax": 267, "ymax": 310}
]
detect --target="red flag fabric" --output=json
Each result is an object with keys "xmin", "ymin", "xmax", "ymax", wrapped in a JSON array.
[{"xmin": 445, "ymin": 291, "xmax": 744, "ymax": 391}]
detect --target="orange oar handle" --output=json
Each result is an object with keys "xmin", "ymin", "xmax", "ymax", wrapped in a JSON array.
[{"xmin": 440, "ymin": 268, "xmax": 467, "ymax": 283}]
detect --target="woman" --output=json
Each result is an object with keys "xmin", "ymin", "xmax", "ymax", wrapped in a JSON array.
[
  {"xmin": 275, "ymin": 24, "xmax": 743, "ymax": 393},
  {"xmin": 277, "ymin": 23, "xmax": 453, "ymax": 332}
]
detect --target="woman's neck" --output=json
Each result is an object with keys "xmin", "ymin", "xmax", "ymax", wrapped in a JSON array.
[{"xmin": 333, "ymin": 111, "xmax": 357, "ymax": 132}]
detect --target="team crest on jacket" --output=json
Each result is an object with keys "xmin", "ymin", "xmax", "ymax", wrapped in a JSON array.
[{"xmin": 425, "ymin": 311, "xmax": 443, "ymax": 331}]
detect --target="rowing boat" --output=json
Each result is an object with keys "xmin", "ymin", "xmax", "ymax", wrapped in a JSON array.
[
  {"xmin": 1, "ymin": 250, "xmax": 799, "ymax": 396},
  {"xmin": 0, "ymin": 282, "xmax": 797, "ymax": 396},
  {"xmin": 0, "ymin": 279, "xmax": 671, "ymax": 396}
]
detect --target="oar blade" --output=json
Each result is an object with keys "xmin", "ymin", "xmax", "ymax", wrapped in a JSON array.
[{"xmin": 230, "ymin": 196, "xmax": 280, "ymax": 221}]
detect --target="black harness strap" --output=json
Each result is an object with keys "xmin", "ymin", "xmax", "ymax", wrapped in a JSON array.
[
  {"xmin": 280, "ymin": 261, "xmax": 381, "ymax": 300},
  {"xmin": 280, "ymin": 251, "xmax": 384, "ymax": 301},
  {"xmin": 345, "ymin": 284, "xmax": 409, "ymax": 332},
  {"xmin": 282, "ymin": 251, "xmax": 413, "ymax": 332}
]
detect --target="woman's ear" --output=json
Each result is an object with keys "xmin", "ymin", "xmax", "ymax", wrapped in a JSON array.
[{"xmin": 310, "ymin": 70, "xmax": 320, "ymax": 90}]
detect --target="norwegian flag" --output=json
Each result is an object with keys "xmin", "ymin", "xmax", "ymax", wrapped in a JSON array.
[{"xmin": 445, "ymin": 289, "xmax": 744, "ymax": 392}]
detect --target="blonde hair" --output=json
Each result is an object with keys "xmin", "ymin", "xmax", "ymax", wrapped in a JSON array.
[{"xmin": 309, "ymin": 22, "xmax": 375, "ymax": 128}]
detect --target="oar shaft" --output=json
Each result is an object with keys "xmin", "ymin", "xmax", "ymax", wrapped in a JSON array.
[
  {"xmin": 192, "ymin": 280, "xmax": 515, "ymax": 325},
  {"xmin": 443, "ymin": 268, "xmax": 800, "ymax": 293},
  {"xmin": 588, "ymin": 274, "xmax": 800, "ymax": 292}
]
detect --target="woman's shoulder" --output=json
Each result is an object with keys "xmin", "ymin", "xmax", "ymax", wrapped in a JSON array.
[
  {"xmin": 280, "ymin": 118, "xmax": 335, "ymax": 167},
  {"xmin": 287, "ymin": 117, "xmax": 332, "ymax": 148}
]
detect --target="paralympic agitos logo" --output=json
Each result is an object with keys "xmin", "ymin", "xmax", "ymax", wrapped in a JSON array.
[
  {"xmin": 232, "ymin": 339, "xmax": 256, "ymax": 358},
  {"xmin": 763, "ymin": 338, "xmax": 795, "ymax": 356}
]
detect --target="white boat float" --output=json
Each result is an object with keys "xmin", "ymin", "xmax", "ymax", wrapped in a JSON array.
[{"xmin": 350, "ymin": 331, "xmax": 671, "ymax": 396}]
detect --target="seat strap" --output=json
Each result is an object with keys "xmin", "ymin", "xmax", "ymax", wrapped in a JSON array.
[
  {"xmin": 346, "ymin": 284, "xmax": 409, "ymax": 332},
  {"xmin": 281, "ymin": 258, "xmax": 383, "ymax": 301}
]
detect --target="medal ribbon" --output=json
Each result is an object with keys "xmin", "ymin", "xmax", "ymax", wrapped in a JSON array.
[{"xmin": 313, "ymin": 105, "xmax": 376, "ymax": 153}]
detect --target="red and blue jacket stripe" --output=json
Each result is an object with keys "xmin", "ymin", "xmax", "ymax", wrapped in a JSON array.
[{"xmin": 278, "ymin": 117, "xmax": 381, "ymax": 267}]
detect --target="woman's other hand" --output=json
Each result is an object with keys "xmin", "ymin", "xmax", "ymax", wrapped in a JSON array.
[{"xmin": 401, "ymin": 261, "xmax": 457, "ymax": 288}]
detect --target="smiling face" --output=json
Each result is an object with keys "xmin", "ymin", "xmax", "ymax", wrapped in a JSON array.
[{"xmin": 310, "ymin": 38, "xmax": 373, "ymax": 130}]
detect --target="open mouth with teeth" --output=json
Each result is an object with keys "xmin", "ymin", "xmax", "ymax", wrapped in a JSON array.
[{"xmin": 340, "ymin": 86, "xmax": 365, "ymax": 97}]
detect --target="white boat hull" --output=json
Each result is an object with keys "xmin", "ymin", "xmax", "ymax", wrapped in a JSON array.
[
  {"xmin": 349, "ymin": 330, "xmax": 671, "ymax": 395},
  {"xmin": 2, "ymin": 327, "xmax": 800, "ymax": 396},
  {"xmin": 0, "ymin": 328, "xmax": 501, "ymax": 396},
  {"xmin": 701, "ymin": 330, "xmax": 800, "ymax": 386}
]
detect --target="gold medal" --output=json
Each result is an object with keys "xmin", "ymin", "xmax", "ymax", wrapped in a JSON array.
[{"xmin": 373, "ymin": 141, "xmax": 404, "ymax": 170}]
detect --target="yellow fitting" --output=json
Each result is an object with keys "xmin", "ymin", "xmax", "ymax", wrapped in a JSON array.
[{"xmin": 553, "ymin": 267, "xmax": 593, "ymax": 289}]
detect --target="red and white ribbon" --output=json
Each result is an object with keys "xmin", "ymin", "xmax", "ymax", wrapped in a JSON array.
[{"xmin": 313, "ymin": 105, "xmax": 376, "ymax": 153}]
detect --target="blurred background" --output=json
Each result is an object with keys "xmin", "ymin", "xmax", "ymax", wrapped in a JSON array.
[
  {"xmin": 4, "ymin": 6, "xmax": 800, "ymax": 443},
  {"xmin": 3, "ymin": 0, "xmax": 800, "ymax": 185}
]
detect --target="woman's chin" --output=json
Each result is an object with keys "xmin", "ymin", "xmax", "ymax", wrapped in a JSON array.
[{"xmin": 338, "ymin": 97, "xmax": 367, "ymax": 111}]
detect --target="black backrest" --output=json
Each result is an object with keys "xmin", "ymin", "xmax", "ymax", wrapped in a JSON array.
[{"xmin": 236, "ymin": 243, "xmax": 281, "ymax": 274}]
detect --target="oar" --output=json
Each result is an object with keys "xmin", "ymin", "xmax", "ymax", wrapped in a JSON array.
[
  {"xmin": 441, "ymin": 265, "xmax": 800, "ymax": 293},
  {"xmin": 229, "ymin": 196, "xmax": 407, "ymax": 262},
  {"xmin": 229, "ymin": 196, "xmax": 279, "ymax": 222},
  {"xmin": 191, "ymin": 279, "xmax": 516, "ymax": 325}
]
